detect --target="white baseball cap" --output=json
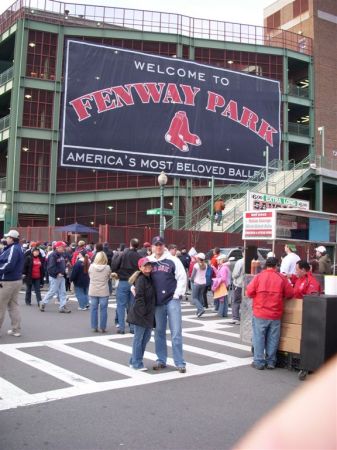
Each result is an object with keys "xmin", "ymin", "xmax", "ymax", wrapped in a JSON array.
[
  {"xmin": 315, "ymin": 246, "xmax": 326, "ymax": 253},
  {"xmin": 267, "ymin": 251, "xmax": 275, "ymax": 258},
  {"xmin": 4, "ymin": 230, "xmax": 20, "ymax": 239},
  {"xmin": 196, "ymin": 252, "xmax": 206, "ymax": 260}
]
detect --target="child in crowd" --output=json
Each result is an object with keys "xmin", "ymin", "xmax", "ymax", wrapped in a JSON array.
[{"xmin": 127, "ymin": 257, "xmax": 156, "ymax": 371}]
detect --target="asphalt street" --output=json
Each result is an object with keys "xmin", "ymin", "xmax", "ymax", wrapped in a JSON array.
[{"xmin": 0, "ymin": 289, "xmax": 301, "ymax": 450}]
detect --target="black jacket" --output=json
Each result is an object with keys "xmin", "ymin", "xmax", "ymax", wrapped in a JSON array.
[
  {"xmin": 127, "ymin": 274, "xmax": 156, "ymax": 329},
  {"xmin": 179, "ymin": 253, "xmax": 191, "ymax": 270},
  {"xmin": 23, "ymin": 253, "xmax": 45, "ymax": 284},
  {"xmin": 47, "ymin": 251, "xmax": 66, "ymax": 278},
  {"xmin": 111, "ymin": 248, "xmax": 140, "ymax": 281}
]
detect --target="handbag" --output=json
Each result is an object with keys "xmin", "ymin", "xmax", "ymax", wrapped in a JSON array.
[{"xmin": 213, "ymin": 282, "xmax": 228, "ymax": 299}]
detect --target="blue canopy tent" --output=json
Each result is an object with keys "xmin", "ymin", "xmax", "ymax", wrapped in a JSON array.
[{"xmin": 56, "ymin": 222, "xmax": 98, "ymax": 242}]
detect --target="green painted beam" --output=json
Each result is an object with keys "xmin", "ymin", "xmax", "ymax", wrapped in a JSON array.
[
  {"xmin": 284, "ymin": 95, "xmax": 311, "ymax": 107},
  {"xmin": 286, "ymin": 134, "xmax": 311, "ymax": 145},
  {"xmin": 18, "ymin": 127, "xmax": 59, "ymax": 141}
]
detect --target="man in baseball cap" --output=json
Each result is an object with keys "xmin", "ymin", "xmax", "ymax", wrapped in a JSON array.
[
  {"xmin": 0, "ymin": 229, "xmax": 24, "ymax": 337},
  {"xmin": 152, "ymin": 236, "xmax": 165, "ymax": 246},
  {"xmin": 40, "ymin": 241, "xmax": 71, "ymax": 313},
  {"xmin": 315, "ymin": 245, "xmax": 332, "ymax": 274}
]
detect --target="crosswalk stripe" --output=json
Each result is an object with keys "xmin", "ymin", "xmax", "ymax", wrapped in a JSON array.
[{"xmin": 0, "ymin": 377, "xmax": 28, "ymax": 400}]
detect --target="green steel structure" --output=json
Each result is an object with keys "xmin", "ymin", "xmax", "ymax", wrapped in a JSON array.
[{"xmin": 0, "ymin": 1, "xmax": 333, "ymax": 234}]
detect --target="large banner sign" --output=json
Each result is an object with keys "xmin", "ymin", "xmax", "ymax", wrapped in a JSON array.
[{"xmin": 61, "ymin": 41, "xmax": 281, "ymax": 181}]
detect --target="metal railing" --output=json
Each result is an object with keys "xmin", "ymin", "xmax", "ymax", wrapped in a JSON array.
[
  {"xmin": 288, "ymin": 122, "xmax": 310, "ymax": 136},
  {"xmin": 0, "ymin": 1, "xmax": 312, "ymax": 55},
  {"xmin": 288, "ymin": 83, "xmax": 309, "ymax": 98},
  {"xmin": 0, "ymin": 66, "xmax": 13, "ymax": 85},
  {"xmin": 0, "ymin": 115, "xmax": 10, "ymax": 132}
]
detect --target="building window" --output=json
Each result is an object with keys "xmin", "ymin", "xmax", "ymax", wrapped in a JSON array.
[
  {"xmin": 23, "ymin": 88, "xmax": 54, "ymax": 129},
  {"xmin": 266, "ymin": 11, "xmax": 281, "ymax": 29},
  {"xmin": 19, "ymin": 139, "xmax": 50, "ymax": 192},
  {"xmin": 26, "ymin": 30, "xmax": 57, "ymax": 80},
  {"xmin": 293, "ymin": 0, "xmax": 309, "ymax": 18}
]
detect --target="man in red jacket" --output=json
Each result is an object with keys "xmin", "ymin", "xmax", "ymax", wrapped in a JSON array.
[
  {"xmin": 246, "ymin": 257, "xmax": 294, "ymax": 370},
  {"xmin": 292, "ymin": 260, "xmax": 321, "ymax": 299}
]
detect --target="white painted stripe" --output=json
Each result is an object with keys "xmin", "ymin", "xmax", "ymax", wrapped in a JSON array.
[
  {"xmin": 182, "ymin": 332, "xmax": 251, "ymax": 352},
  {"xmin": 0, "ymin": 377, "xmax": 28, "ymax": 400},
  {"xmin": 0, "ymin": 347, "xmax": 94, "ymax": 386}
]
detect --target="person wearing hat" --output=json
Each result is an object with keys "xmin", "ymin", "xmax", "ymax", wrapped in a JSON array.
[
  {"xmin": 70, "ymin": 250, "xmax": 90, "ymax": 310},
  {"xmin": 40, "ymin": 241, "xmax": 71, "ymax": 313},
  {"xmin": 246, "ymin": 257, "xmax": 294, "ymax": 370},
  {"xmin": 315, "ymin": 246, "xmax": 332, "ymax": 275},
  {"xmin": 190, "ymin": 253, "xmax": 207, "ymax": 318},
  {"xmin": 138, "ymin": 242, "xmax": 152, "ymax": 257},
  {"xmin": 22, "ymin": 247, "xmax": 45, "ymax": 306},
  {"xmin": 0, "ymin": 230, "xmax": 24, "ymax": 337},
  {"xmin": 280, "ymin": 244, "xmax": 300, "ymax": 276},
  {"xmin": 127, "ymin": 257, "xmax": 156, "ymax": 370},
  {"xmin": 148, "ymin": 236, "xmax": 187, "ymax": 373}
]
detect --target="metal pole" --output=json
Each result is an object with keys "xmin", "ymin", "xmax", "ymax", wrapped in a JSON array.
[
  {"xmin": 322, "ymin": 126, "xmax": 325, "ymax": 159},
  {"xmin": 265, "ymin": 146, "xmax": 269, "ymax": 194},
  {"xmin": 210, "ymin": 176, "xmax": 215, "ymax": 232},
  {"xmin": 159, "ymin": 184, "xmax": 164, "ymax": 237}
]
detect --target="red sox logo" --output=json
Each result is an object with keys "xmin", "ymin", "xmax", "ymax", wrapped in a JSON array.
[{"xmin": 165, "ymin": 111, "xmax": 202, "ymax": 152}]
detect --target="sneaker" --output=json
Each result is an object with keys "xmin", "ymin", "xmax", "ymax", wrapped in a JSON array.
[
  {"xmin": 40, "ymin": 304, "xmax": 45, "ymax": 312},
  {"xmin": 251, "ymin": 362, "xmax": 264, "ymax": 370},
  {"xmin": 100, "ymin": 329, "xmax": 107, "ymax": 333},
  {"xmin": 77, "ymin": 307, "xmax": 86, "ymax": 311},
  {"xmin": 117, "ymin": 329, "xmax": 125, "ymax": 334},
  {"xmin": 153, "ymin": 362, "xmax": 167, "ymax": 371},
  {"xmin": 92, "ymin": 328, "xmax": 99, "ymax": 332},
  {"xmin": 177, "ymin": 366, "xmax": 186, "ymax": 373},
  {"xmin": 85, "ymin": 305, "xmax": 90, "ymax": 310},
  {"xmin": 129, "ymin": 366, "xmax": 148, "ymax": 372},
  {"xmin": 116, "ymin": 323, "xmax": 120, "ymax": 328},
  {"xmin": 7, "ymin": 330, "xmax": 21, "ymax": 337},
  {"xmin": 59, "ymin": 307, "xmax": 71, "ymax": 314},
  {"xmin": 197, "ymin": 310, "xmax": 205, "ymax": 318},
  {"xmin": 266, "ymin": 364, "xmax": 275, "ymax": 370}
]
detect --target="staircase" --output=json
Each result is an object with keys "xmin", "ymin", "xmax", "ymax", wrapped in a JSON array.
[{"xmin": 167, "ymin": 157, "xmax": 315, "ymax": 233}]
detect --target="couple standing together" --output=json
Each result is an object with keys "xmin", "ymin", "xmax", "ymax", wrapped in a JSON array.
[{"xmin": 113, "ymin": 236, "xmax": 187, "ymax": 373}]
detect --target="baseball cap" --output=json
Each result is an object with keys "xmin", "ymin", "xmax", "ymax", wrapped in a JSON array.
[
  {"xmin": 78, "ymin": 240, "xmax": 86, "ymax": 247},
  {"xmin": 152, "ymin": 236, "xmax": 165, "ymax": 245},
  {"xmin": 315, "ymin": 245, "xmax": 326, "ymax": 253},
  {"xmin": 267, "ymin": 251, "xmax": 275, "ymax": 258},
  {"xmin": 143, "ymin": 242, "xmax": 151, "ymax": 247},
  {"xmin": 4, "ymin": 230, "xmax": 19, "ymax": 239},
  {"xmin": 138, "ymin": 257, "xmax": 152, "ymax": 269},
  {"xmin": 217, "ymin": 254, "xmax": 227, "ymax": 261},
  {"xmin": 196, "ymin": 252, "xmax": 206, "ymax": 260},
  {"xmin": 54, "ymin": 241, "xmax": 66, "ymax": 249},
  {"xmin": 287, "ymin": 244, "xmax": 297, "ymax": 252}
]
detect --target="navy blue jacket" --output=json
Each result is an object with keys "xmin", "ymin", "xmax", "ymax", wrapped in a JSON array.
[
  {"xmin": 47, "ymin": 251, "xmax": 66, "ymax": 278},
  {"xmin": 70, "ymin": 260, "xmax": 90, "ymax": 288},
  {"xmin": 0, "ymin": 243, "xmax": 24, "ymax": 281}
]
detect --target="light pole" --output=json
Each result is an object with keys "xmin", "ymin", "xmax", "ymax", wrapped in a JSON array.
[
  {"xmin": 263, "ymin": 146, "xmax": 269, "ymax": 194},
  {"xmin": 158, "ymin": 171, "xmax": 168, "ymax": 237},
  {"xmin": 318, "ymin": 126, "xmax": 325, "ymax": 161}
]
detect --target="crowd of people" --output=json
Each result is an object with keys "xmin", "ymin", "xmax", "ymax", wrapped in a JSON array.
[{"xmin": 0, "ymin": 230, "xmax": 331, "ymax": 372}]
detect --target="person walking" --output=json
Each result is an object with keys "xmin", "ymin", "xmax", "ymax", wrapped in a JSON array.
[
  {"xmin": 148, "ymin": 236, "xmax": 187, "ymax": 373},
  {"xmin": 246, "ymin": 257, "xmax": 294, "ymax": 370},
  {"xmin": 23, "ymin": 247, "xmax": 45, "ymax": 306},
  {"xmin": 190, "ymin": 253, "xmax": 207, "ymax": 318},
  {"xmin": 0, "ymin": 230, "xmax": 24, "ymax": 337},
  {"xmin": 111, "ymin": 238, "xmax": 140, "ymax": 334},
  {"xmin": 127, "ymin": 257, "xmax": 156, "ymax": 370},
  {"xmin": 212, "ymin": 254, "xmax": 231, "ymax": 316},
  {"xmin": 40, "ymin": 241, "xmax": 71, "ymax": 313},
  {"xmin": 88, "ymin": 251, "xmax": 111, "ymax": 332},
  {"xmin": 230, "ymin": 256, "xmax": 244, "ymax": 325},
  {"xmin": 70, "ymin": 251, "xmax": 90, "ymax": 310}
]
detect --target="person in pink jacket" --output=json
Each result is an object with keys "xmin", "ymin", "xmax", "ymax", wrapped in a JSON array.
[{"xmin": 212, "ymin": 254, "xmax": 231, "ymax": 317}]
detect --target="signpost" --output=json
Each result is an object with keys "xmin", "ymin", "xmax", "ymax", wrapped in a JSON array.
[{"xmin": 146, "ymin": 208, "xmax": 175, "ymax": 216}]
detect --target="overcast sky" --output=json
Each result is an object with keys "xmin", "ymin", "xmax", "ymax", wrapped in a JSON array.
[{"xmin": 0, "ymin": 0, "xmax": 273, "ymax": 26}]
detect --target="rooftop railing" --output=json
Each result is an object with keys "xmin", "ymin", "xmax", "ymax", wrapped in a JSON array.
[
  {"xmin": 0, "ymin": 66, "xmax": 14, "ymax": 86},
  {"xmin": 0, "ymin": 0, "xmax": 312, "ymax": 55},
  {"xmin": 0, "ymin": 115, "xmax": 10, "ymax": 132}
]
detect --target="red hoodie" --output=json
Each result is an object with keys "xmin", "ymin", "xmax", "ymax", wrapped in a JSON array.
[
  {"xmin": 292, "ymin": 272, "xmax": 321, "ymax": 299},
  {"xmin": 246, "ymin": 268, "xmax": 294, "ymax": 320}
]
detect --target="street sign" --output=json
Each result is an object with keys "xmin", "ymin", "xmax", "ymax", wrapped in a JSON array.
[
  {"xmin": 247, "ymin": 191, "xmax": 310, "ymax": 211},
  {"xmin": 146, "ymin": 208, "xmax": 175, "ymax": 216}
]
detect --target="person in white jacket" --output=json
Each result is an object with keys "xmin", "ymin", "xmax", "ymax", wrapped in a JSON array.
[
  {"xmin": 148, "ymin": 236, "xmax": 187, "ymax": 373},
  {"xmin": 88, "ymin": 252, "xmax": 111, "ymax": 333}
]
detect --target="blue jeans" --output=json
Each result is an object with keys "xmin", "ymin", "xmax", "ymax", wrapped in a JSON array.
[
  {"xmin": 25, "ymin": 279, "xmax": 42, "ymax": 305},
  {"xmin": 74, "ymin": 285, "xmax": 89, "ymax": 309},
  {"xmin": 90, "ymin": 296, "xmax": 109, "ymax": 330},
  {"xmin": 130, "ymin": 325, "xmax": 152, "ymax": 369},
  {"xmin": 155, "ymin": 299, "xmax": 185, "ymax": 368},
  {"xmin": 192, "ymin": 284, "xmax": 205, "ymax": 315},
  {"xmin": 116, "ymin": 280, "xmax": 134, "ymax": 332},
  {"xmin": 41, "ymin": 276, "xmax": 67, "ymax": 309},
  {"xmin": 217, "ymin": 296, "xmax": 228, "ymax": 317},
  {"xmin": 252, "ymin": 316, "xmax": 281, "ymax": 367},
  {"xmin": 214, "ymin": 298, "xmax": 219, "ymax": 311}
]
